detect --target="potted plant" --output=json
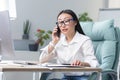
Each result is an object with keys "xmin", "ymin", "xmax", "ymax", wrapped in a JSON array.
[
  {"xmin": 22, "ymin": 20, "xmax": 31, "ymax": 39},
  {"xmin": 29, "ymin": 28, "xmax": 52, "ymax": 51},
  {"xmin": 78, "ymin": 12, "xmax": 93, "ymax": 22}
]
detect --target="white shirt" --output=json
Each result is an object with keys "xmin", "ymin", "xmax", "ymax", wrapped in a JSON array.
[{"xmin": 40, "ymin": 32, "xmax": 99, "ymax": 75}]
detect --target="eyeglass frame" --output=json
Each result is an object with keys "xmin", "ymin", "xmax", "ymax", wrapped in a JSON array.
[{"xmin": 56, "ymin": 18, "xmax": 74, "ymax": 27}]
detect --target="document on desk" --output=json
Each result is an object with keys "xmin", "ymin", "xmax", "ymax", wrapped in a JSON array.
[
  {"xmin": 0, "ymin": 60, "xmax": 24, "ymax": 67},
  {"xmin": 13, "ymin": 60, "xmax": 39, "ymax": 65}
]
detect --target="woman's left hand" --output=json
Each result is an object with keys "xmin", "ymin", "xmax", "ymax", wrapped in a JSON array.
[
  {"xmin": 71, "ymin": 60, "xmax": 82, "ymax": 66},
  {"xmin": 71, "ymin": 60, "xmax": 90, "ymax": 67}
]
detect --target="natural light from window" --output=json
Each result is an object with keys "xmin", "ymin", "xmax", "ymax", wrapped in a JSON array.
[{"xmin": 0, "ymin": 0, "xmax": 16, "ymax": 20}]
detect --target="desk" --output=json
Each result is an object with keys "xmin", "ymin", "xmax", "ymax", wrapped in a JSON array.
[{"xmin": 0, "ymin": 63, "xmax": 102, "ymax": 80}]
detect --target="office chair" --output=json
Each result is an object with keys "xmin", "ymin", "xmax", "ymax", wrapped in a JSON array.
[{"xmin": 80, "ymin": 19, "xmax": 120, "ymax": 80}]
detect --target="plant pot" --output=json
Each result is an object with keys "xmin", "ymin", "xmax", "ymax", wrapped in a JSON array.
[
  {"xmin": 29, "ymin": 44, "xmax": 39, "ymax": 51},
  {"xmin": 22, "ymin": 34, "xmax": 29, "ymax": 39}
]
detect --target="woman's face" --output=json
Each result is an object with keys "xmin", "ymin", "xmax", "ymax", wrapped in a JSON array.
[{"xmin": 57, "ymin": 13, "xmax": 77, "ymax": 36}]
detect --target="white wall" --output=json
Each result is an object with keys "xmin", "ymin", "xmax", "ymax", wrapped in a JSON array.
[{"xmin": 10, "ymin": 0, "xmax": 104, "ymax": 40}]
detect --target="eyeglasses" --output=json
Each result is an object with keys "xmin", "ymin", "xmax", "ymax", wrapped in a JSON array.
[{"xmin": 56, "ymin": 18, "xmax": 74, "ymax": 27}]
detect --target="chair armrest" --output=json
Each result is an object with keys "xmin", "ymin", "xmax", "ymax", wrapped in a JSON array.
[
  {"xmin": 102, "ymin": 69, "xmax": 117, "ymax": 80},
  {"xmin": 88, "ymin": 69, "xmax": 117, "ymax": 80}
]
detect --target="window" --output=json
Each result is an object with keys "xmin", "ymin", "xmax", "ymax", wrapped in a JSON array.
[
  {"xmin": 109, "ymin": 0, "xmax": 120, "ymax": 8},
  {"xmin": 0, "ymin": 0, "xmax": 17, "ymax": 20}
]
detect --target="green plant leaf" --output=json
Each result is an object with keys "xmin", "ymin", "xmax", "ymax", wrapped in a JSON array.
[
  {"xmin": 23, "ymin": 20, "xmax": 31, "ymax": 34},
  {"xmin": 47, "ymin": 30, "xmax": 52, "ymax": 34},
  {"xmin": 78, "ymin": 12, "xmax": 93, "ymax": 22},
  {"xmin": 40, "ymin": 40, "xmax": 44, "ymax": 46},
  {"xmin": 35, "ymin": 29, "xmax": 52, "ymax": 46}
]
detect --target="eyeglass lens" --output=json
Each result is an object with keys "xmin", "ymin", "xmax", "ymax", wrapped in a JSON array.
[{"xmin": 56, "ymin": 19, "xmax": 73, "ymax": 27}]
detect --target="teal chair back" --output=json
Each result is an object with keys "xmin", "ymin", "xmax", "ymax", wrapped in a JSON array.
[
  {"xmin": 113, "ymin": 27, "xmax": 120, "ymax": 71},
  {"xmin": 80, "ymin": 19, "xmax": 119, "ymax": 80}
]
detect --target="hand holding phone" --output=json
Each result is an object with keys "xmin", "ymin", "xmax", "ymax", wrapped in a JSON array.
[{"xmin": 51, "ymin": 26, "xmax": 61, "ymax": 45}]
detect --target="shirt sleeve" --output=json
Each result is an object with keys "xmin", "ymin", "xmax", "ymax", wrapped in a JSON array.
[
  {"xmin": 82, "ymin": 39, "xmax": 99, "ymax": 67},
  {"xmin": 39, "ymin": 45, "xmax": 56, "ymax": 63}
]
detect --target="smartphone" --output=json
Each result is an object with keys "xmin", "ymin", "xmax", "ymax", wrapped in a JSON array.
[{"xmin": 56, "ymin": 26, "xmax": 61, "ymax": 38}]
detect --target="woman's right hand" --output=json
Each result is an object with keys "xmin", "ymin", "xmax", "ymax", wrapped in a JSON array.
[{"xmin": 51, "ymin": 26, "xmax": 60, "ymax": 45}]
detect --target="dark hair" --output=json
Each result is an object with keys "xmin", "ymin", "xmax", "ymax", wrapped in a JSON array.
[{"xmin": 57, "ymin": 9, "xmax": 85, "ymax": 35}]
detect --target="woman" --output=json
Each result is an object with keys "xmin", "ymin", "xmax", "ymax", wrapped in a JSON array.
[{"xmin": 39, "ymin": 9, "xmax": 99, "ymax": 80}]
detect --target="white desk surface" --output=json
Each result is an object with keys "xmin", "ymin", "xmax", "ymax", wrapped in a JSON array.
[
  {"xmin": 0, "ymin": 61, "xmax": 102, "ymax": 80},
  {"xmin": 0, "ymin": 61, "xmax": 102, "ymax": 72}
]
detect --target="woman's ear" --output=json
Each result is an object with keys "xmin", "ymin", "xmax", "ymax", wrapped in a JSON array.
[{"xmin": 74, "ymin": 21, "xmax": 77, "ymax": 26}]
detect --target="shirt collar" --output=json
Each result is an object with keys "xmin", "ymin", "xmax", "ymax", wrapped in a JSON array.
[{"xmin": 61, "ymin": 32, "xmax": 82, "ymax": 45}]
